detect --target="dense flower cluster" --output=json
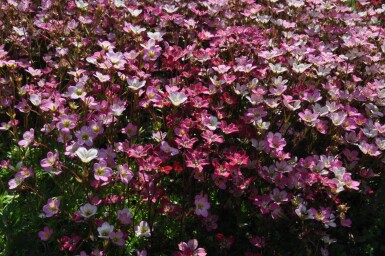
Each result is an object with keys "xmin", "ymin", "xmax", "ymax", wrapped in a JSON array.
[{"xmin": 1, "ymin": 0, "xmax": 385, "ymax": 255}]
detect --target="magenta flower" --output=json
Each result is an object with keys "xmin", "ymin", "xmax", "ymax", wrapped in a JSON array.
[
  {"xmin": 174, "ymin": 239, "xmax": 207, "ymax": 256},
  {"xmin": 38, "ymin": 226, "xmax": 53, "ymax": 241},
  {"xmin": 43, "ymin": 198, "xmax": 60, "ymax": 217},
  {"xmin": 59, "ymin": 234, "xmax": 81, "ymax": 252}
]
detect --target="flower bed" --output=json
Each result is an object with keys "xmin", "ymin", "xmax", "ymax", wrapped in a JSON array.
[{"xmin": 1, "ymin": 0, "xmax": 385, "ymax": 255}]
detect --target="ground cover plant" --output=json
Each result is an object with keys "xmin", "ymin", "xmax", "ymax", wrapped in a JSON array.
[{"xmin": 0, "ymin": 0, "xmax": 385, "ymax": 255}]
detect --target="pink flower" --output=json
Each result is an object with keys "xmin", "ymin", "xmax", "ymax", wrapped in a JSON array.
[
  {"xmin": 59, "ymin": 234, "xmax": 80, "ymax": 252},
  {"xmin": 194, "ymin": 192, "xmax": 210, "ymax": 218},
  {"xmin": 174, "ymin": 239, "xmax": 207, "ymax": 256},
  {"xmin": 38, "ymin": 226, "xmax": 53, "ymax": 241},
  {"xmin": 43, "ymin": 198, "xmax": 60, "ymax": 217}
]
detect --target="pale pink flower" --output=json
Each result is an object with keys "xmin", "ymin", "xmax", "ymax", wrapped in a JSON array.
[
  {"xmin": 118, "ymin": 164, "xmax": 133, "ymax": 184},
  {"xmin": 266, "ymin": 132, "xmax": 286, "ymax": 151},
  {"xmin": 194, "ymin": 192, "xmax": 210, "ymax": 218},
  {"xmin": 43, "ymin": 198, "xmax": 60, "ymax": 217},
  {"xmin": 67, "ymin": 83, "xmax": 87, "ymax": 99},
  {"xmin": 121, "ymin": 123, "xmax": 138, "ymax": 137},
  {"xmin": 38, "ymin": 227, "xmax": 53, "ymax": 241},
  {"xmin": 93, "ymin": 160, "xmax": 112, "ymax": 182},
  {"xmin": 213, "ymin": 64, "xmax": 231, "ymax": 74},
  {"xmin": 75, "ymin": 126, "xmax": 94, "ymax": 146},
  {"xmin": 110, "ymin": 231, "xmax": 125, "ymax": 246},
  {"xmin": 117, "ymin": 208, "xmax": 132, "ymax": 225},
  {"xmin": 8, "ymin": 172, "xmax": 24, "ymax": 190},
  {"xmin": 160, "ymin": 141, "xmax": 179, "ymax": 156},
  {"xmin": 299, "ymin": 109, "xmax": 319, "ymax": 124},
  {"xmin": 175, "ymin": 239, "xmax": 207, "ymax": 256},
  {"xmin": 18, "ymin": 128, "xmax": 34, "ymax": 147}
]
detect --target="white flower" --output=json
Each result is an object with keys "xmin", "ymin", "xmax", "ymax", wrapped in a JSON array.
[
  {"xmin": 127, "ymin": 77, "xmax": 146, "ymax": 91},
  {"xmin": 75, "ymin": 147, "xmax": 98, "ymax": 163},
  {"xmin": 292, "ymin": 63, "xmax": 312, "ymax": 73},
  {"xmin": 114, "ymin": 0, "xmax": 126, "ymax": 8},
  {"xmin": 79, "ymin": 203, "xmax": 97, "ymax": 218},
  {"xmin": 97, "ymin": 222, "xmax": 114, "ymax": 239},
  {"xmin": 130, "ymin": 25, "xmax": 146, "ymax": 34},
  {"xmin": 268, "ymin": 63, "xmax": 287, "ymax": 74},
  {"xmin": 147, "ymin": 31, "xmax": 165, "ymax": 41},
  {"xmin": 205, "ymin": 116, "xmax": 219, "ymax": 131},
  {"xmin": 128, "ymin": 8, "xmax": 142, "ymax": 17},
  {"xmin": 94, "ymin": 72, "xmax": 110, "ymax": 83},
  {"xmin": 135, "ymin": 221, "xmax": 151, "ymax": 238},
  {"xmin": 30, "ymin": 94, "xmax": 42, "ymax": 106},
  {"xmin": 168, "ymin": 92, "xmax": 188, "ymax": 106},
  {"xmin": 75, "ymin": 0, "xmax": 88, "ymax": 9},
  {"xmin": 329, "ymin": 111, "xmax": 347, "ymax": 126}
]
